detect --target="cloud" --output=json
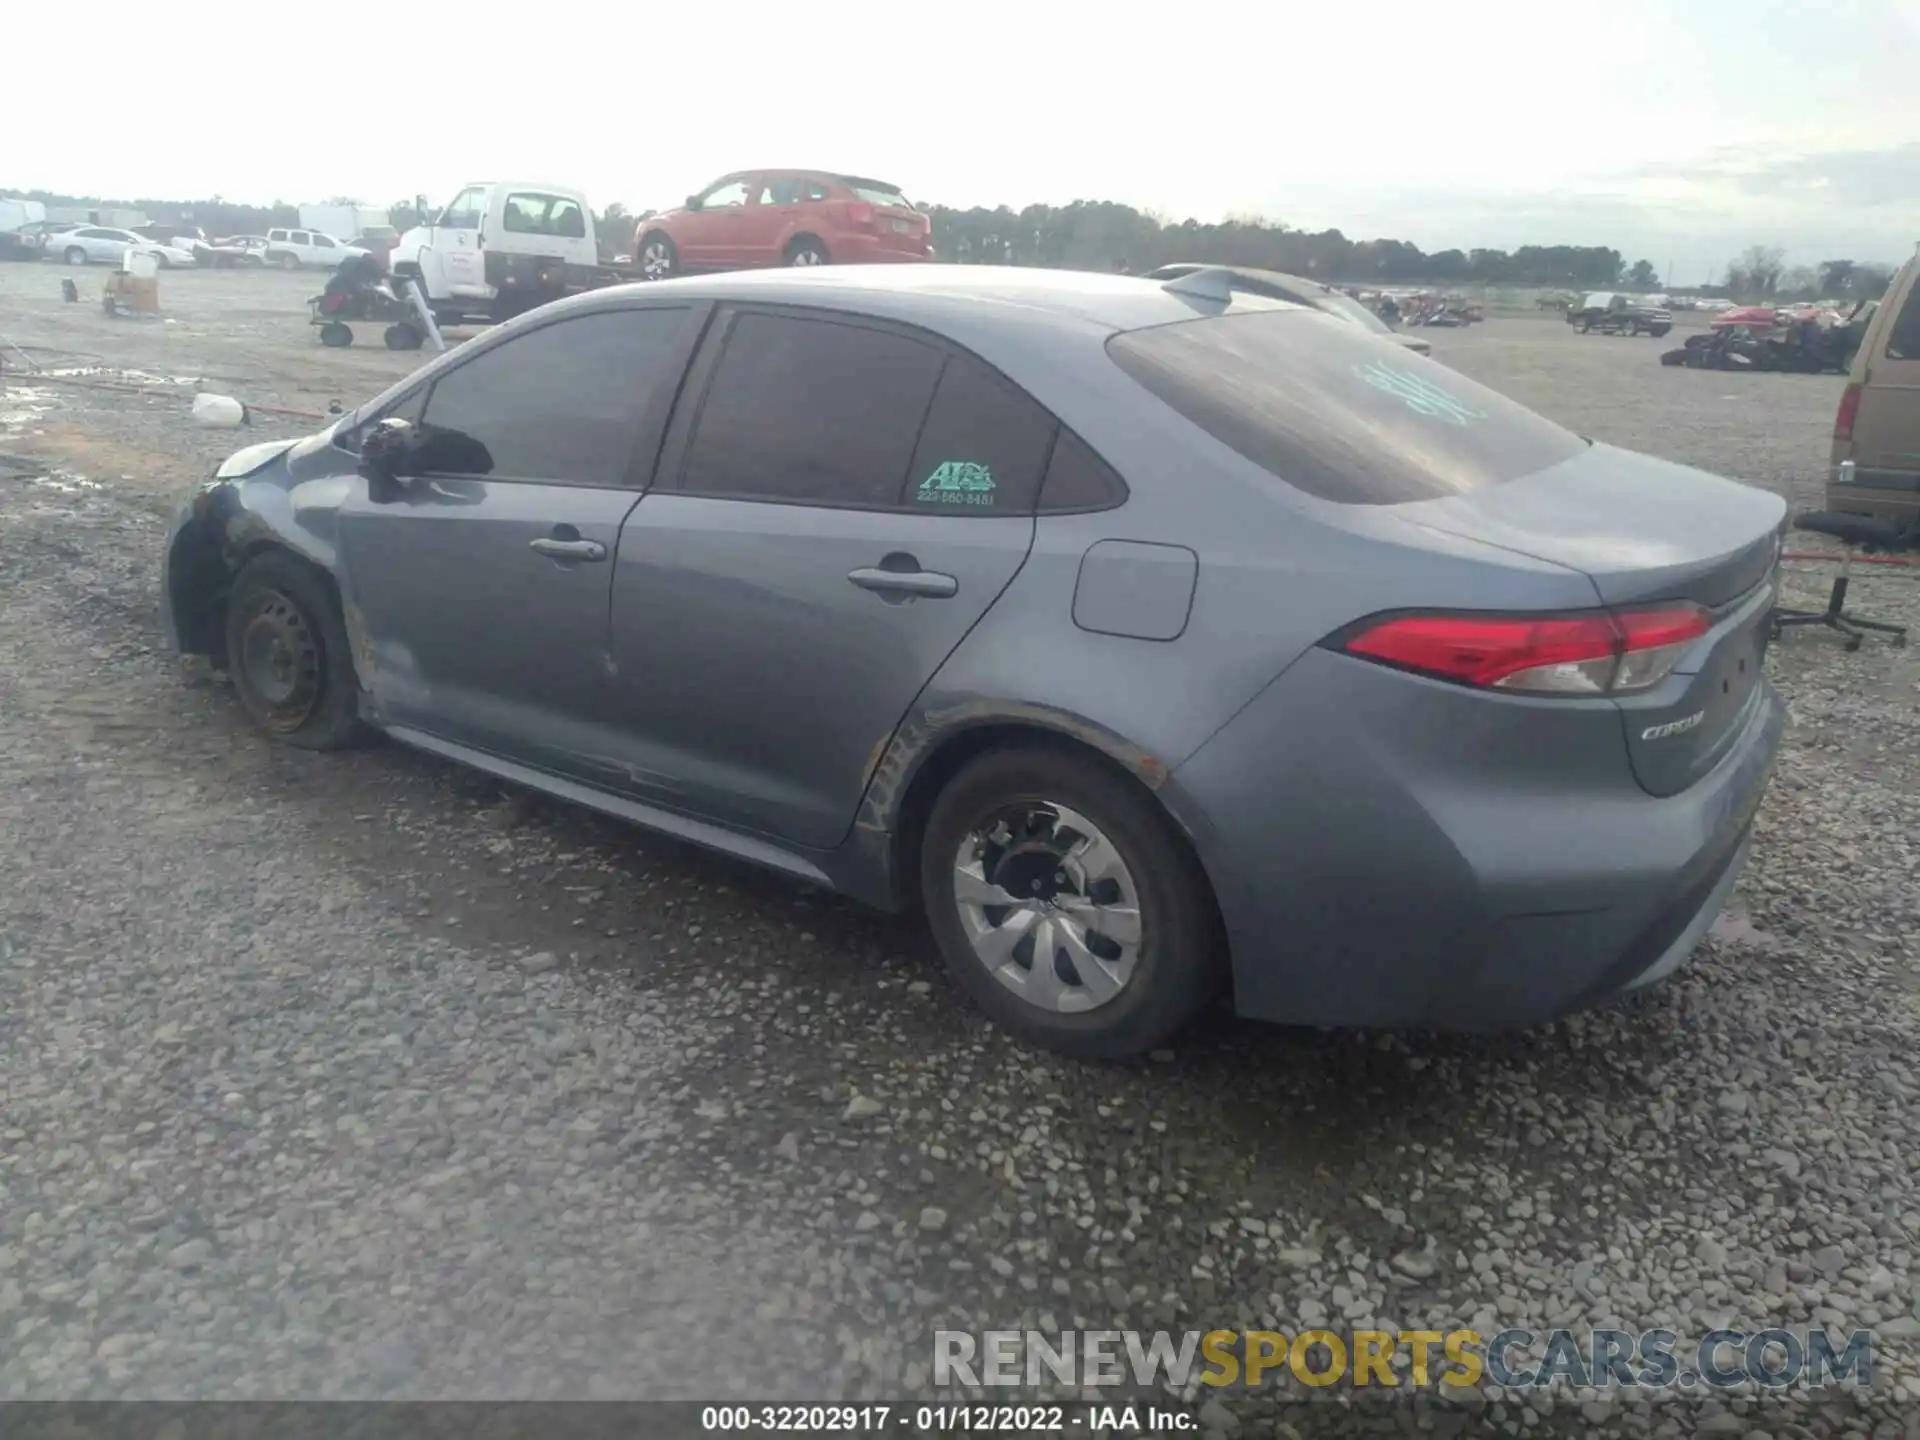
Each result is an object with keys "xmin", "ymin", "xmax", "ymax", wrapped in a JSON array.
[{"xmin": 1610, "ymin": 143, "xmax": 1920, "ymax": 208}]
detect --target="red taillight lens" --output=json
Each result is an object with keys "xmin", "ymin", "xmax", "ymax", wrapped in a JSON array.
[
  {"xmin": 1340, "ymin": 606, "xmax": 1711, "ymax": 695},
  {"xmin": 847, "ymin": 203, "xmax": 875, "ymax": 228},
  {"xmin": 1834, "ymin": 381, "xmax": 1862, "ymax": 443}
]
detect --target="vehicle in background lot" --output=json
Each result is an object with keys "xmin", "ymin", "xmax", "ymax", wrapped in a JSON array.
[
  {"xmin": 0, "ymin": 198, "xmax": 49, "ymax": 260},
  {"xmin": 356, "ymin": 225, "xmax": 400, "ymax": 251},
  {"xmin": 215, "ymin": 236, "xmax": 273, "ymax": 266},
  {"xmin": 1830, "ymin": 245, "xmax": 1920, "ymax": 525},
  {"xmin": 392, "ymin": 181, "xmax": 630, "ymax": 326},
  {"xmin": 134, "ymin": 223, "xmax": 212, "ymax": 262},
  {"xmin": 1568, "ymin": 292, "xmax": 1673, "ymax": 336},
  {"xmin": 48, "ymin": 226, "xmax": 198, "ymax": 268},
  {"xmin": 299, "ymin": 204, "xmax": 389, "ymax": 248},
  {"xmin": 160, "ymin": 266, "xmax": 1786, "ymax": 1059},
  {"xmin": 1144, "ymin": 263, "xmax": 1434, "ymax": 356},
  {"xmin": 263, "ymin": 228, "xmax": 369, "ymax": 270},
  {"xmin": 632, "ymin": 171, "xmax": 932, "ymax": 281}
]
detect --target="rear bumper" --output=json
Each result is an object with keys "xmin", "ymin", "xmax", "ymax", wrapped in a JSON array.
[{"xmin": 1167, "ymin": 648, "xmax": 1786, "ymax": 1030}]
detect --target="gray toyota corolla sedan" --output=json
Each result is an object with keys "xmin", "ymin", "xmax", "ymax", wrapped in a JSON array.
[{"xmin": 161, "ymin": 264, "xmax": 1787, "ymax": 1059}]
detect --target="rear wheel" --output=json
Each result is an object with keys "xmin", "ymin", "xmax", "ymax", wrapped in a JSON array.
[
  {"xmin": 65, "ymin": 246, "xmax": 87, "ymax": 266},
  {"xmin": 638, "ymin": 233, "xmax": 677, "ymax": 280},
  {"xmin": 919, "ymin": 746, "xmax": 1221, "ymax": 1060},
  {"xmin": 318, "ymin": 321, "xmax": 352, "ymax": 347},
  {"xmin": 786, "ymin": 236, "xmax": 829, "ymax": 266},
  {"xmin": 224, "ymin": 550, "xmax": 366, "ymax": 750},
  {"xmin": 278, "ymin": 252, "xmax": 299, "ymax": 271},
  {"xmin": 383, "ymin": 323, "xmax": 422, "ymax": 350}
]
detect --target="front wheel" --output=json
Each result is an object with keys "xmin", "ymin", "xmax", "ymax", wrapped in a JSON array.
[
  {"xmin": 223, "ymin": 550, "xmax": 367, "ymax": 750},
  {"xmin": 919, "ymin": 746, "xmax": 1221, "ymax": 1060}
]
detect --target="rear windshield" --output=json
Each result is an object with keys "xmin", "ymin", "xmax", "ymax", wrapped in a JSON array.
[
  {"xmin": 842, "ymin": 177, "xmax": 911, "ymax": 209},
  {"xmin": 1108, "ymin": 310, "xmax": 1586, "ymax": 505}
]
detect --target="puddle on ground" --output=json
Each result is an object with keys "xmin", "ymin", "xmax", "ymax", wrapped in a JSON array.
[{"xmin": 0, "ymin": 456, "xmax": 110, "ymax": 522}]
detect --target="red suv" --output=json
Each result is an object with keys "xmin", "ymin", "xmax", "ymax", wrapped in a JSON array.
[{"xmin": 633, "ymin": 171, "xmax": 932, "ymax": 280}]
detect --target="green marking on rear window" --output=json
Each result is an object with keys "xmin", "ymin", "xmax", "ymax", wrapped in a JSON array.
[
  {"xmin": 1353, "ymin": 359, "xmax": 1488, "ymax": 426},
  {"xmin": 917, "ymin": 460, "xmax": 996, "ymax": 506}
]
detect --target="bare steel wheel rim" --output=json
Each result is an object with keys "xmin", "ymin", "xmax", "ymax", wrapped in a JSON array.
[
  {"xmin": 952, "ymin": 802, "xmax": 1143, "ymax": 1014},
  {"xmin": 640, "ymin": 240, "xmax": 672, "ymax": 279},
  {"xmin": 791, "ymin": 246, "xmax": 823, "ymax": 266},
  {"xmin": 238, "ymin": 591, "xmax": 321, "ymax": 731}
]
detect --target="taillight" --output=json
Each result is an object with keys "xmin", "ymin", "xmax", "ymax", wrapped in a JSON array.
[
  {"xmin": 847, "ymin": 203, "xmax": 875, "ymax": 229},
  {"xmin": 1338, "ymin": 605, "xmax": 1711, "ymax": 696},
  {"xmin": 1834, "ymin": 381, "xmax": 1862, "ymax": 443}
]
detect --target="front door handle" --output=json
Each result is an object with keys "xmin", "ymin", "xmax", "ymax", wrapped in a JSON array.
[
  {"xmin": 847, "ymin": 564, "xmax": 958, "ymax": 600},
  {"xmin": 529, "ymin": 537, "xmax": 606, "ymax": 562}
]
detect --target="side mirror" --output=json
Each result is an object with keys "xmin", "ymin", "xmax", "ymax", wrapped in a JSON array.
[
  {"xmin": 359, "ymin": 417, "xmax": 416, "ymax": 502},
  {"xmin": 685, "ymin": 194, "xmax": 702, "ymax": 211}
]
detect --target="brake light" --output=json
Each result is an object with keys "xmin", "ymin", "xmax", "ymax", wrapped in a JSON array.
[
  {"xmin": 847, "ymin": 203, "xmax": 875, "ymax": 229},
  {"xmin": 1339, "ymin": 605, "xmax": 1711, "ymax": 695},
  {"xmin": 1834, "ymin": 381, "xmax": 1862, "ymax": 443}
]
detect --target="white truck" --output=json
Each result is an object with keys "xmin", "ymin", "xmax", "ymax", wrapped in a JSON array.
[{"xmin": 392, "ymin": 181, "xmax": 632, "ymax": 326}]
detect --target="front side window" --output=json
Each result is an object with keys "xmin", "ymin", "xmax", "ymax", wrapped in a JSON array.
[
  {"xmin": 438, "ymin": 188, "xmax": 485, "ymax": 230},
  {"xmin": 1109, "ymin": 310, "xmax": 1585, "ymax": 505},
  {"xmin": 411, "ymin": 307, "xmax": 694, "ymax": 485},
  {"xmin": 313, "ymin": 235, "xmax": 336, "ymax": 249},
  {"xmin": 679, "ymin": 312, "xmax": 943, "ymax": 507},
  {"xmin": 699, "ymin": 181, "xmax": 749, "ymax": 209}
]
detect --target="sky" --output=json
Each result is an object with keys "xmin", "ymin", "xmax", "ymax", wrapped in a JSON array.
[{"xmin": 9, "ymin": 0, "xmax": 1918, "ymax": 284}]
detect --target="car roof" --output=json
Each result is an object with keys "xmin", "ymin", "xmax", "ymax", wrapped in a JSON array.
[{"xmin": 597, "ymin": 264, "xmax": 1299, "ymax": 338}]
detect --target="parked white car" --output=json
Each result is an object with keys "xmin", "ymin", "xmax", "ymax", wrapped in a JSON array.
[
  {"xmin": 262, "ymin": 228, "xmax": 368, "ymax": 269},
  {"xmin": 48, "ymin": 226, "xmax": 198, "ymax": 268}
]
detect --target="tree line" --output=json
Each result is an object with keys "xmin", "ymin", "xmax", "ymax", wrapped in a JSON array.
[{"xmin": 6, "ymin": 187, "xmax": 1896, "ymax": 301}]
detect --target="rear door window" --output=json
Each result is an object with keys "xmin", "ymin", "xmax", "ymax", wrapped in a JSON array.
[
  {"xmin": 902, "ymin": 354, "xmax": 1057, "ymax": 514},
  {"xmin": 678, "ymin": 311, "xmax": 944, "ymax": 508},
  {"xmin": 1108, "ymin": 311, "xmax": 1586, "ymax": 505}
]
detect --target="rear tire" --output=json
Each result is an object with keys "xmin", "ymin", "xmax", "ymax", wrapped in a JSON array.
[
  {"xmin": 319, "ymin": 321, "xmax": 352, "ymax": 348},
  {"xmin": 65, "ymin": 246, "xmax": 87, "ymax": 266},
  {"xmin": 919, "ymin": 745, "xmax": 1221, "ymax": 1060},
  {"xmin": 224, "ymin": 550, "xmax": 366, "ymax": 751},
  {"xmin": 637, "ymin": 232, "xmax": 677, "ymax": 280},
  {"xmin": 786, "ymin": 236, "xmax": 829, "ymax": 267},
  {"xmin": 278, "ymin": 252, "xmax": 299, "ymax": 270}
]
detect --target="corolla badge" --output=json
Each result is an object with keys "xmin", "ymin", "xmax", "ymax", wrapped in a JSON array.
[
  {"xmin": 1641, "ymin": 711, "xmax": 1705, "ymax": 741},
  {"xmin": 1352, "ymin": 360, "xmax": 1487, "ymax": 426}
]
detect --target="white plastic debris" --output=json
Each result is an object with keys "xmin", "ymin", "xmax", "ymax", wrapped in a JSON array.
[{"xmin": 191, "ymin": 392, "xmax": 248, "ymax": 428}]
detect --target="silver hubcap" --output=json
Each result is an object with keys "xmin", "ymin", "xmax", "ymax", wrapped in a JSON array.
[
  {"xmin": 953, "ymin": 803, "xmax": 1142, "ymax": 1014},
  {"xmin": 791, "ymin": 248, "xmax": 821, "ymax": 265},
  {"xmin": 642, "ymin": 242, "xmax": 671, "ymax": 279}
]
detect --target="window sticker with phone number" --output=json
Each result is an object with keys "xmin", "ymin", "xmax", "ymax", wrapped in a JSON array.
[{"xmin": 917, "ymin": 461, "xmax": 996, "ymax": 506}]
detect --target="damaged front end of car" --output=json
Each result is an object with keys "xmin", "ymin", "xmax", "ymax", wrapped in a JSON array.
[{"xmin": 159, "ymin": 433, "xmax": 344, "ymax": 666}]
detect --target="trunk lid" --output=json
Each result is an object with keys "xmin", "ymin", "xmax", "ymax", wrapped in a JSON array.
[{"xmin": 1397, "ymin": 442, "xmax": 1785, "ymax": 796}]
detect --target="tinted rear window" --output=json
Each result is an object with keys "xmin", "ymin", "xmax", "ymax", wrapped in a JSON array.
[{"xmin": 1108, "ymin": 311, "xmax": 1585, "ymax": 505}]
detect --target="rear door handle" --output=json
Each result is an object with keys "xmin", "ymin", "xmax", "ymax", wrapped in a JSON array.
[
  {"xmin": 847, "ymin": 566, "xmax": 958, "ymax": 599},
  {"xmin": 529, "ymin": 537, "xmax": 606, "ymax": 562}
]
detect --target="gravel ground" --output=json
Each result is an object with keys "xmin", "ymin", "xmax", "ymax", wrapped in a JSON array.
[{"xmin": 1, "ymin": 263, "xmax": 1918, "ymax": 1434}]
